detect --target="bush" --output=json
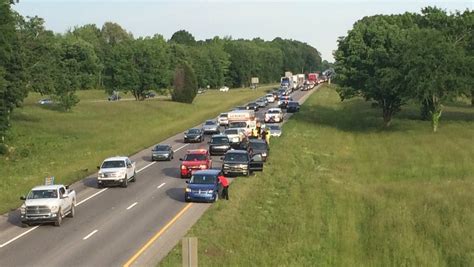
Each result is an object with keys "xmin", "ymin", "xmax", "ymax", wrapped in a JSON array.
[
  {"xmin": 0, "ymin": 144, "xmax": 7, "ymax": 155},
  {"xmin": 171, "ymin": 62, "xmax": 197, "ymax": 103}
]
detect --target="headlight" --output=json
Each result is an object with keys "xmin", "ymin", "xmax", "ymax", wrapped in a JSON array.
[
  {"xmin": 50, "ymin": 205, "xmax": 59, "ymax": 213},
  {"xmin": 99, "ymin": 172, "xmax": 105, "ymax": 178},
  {"xmin": 184, "ymin": 135, "xmax": 188, "ymax": 138},
  {"xmin": 181, "ymin": 165, "xmax": 187, "ymax": 170},
  {"xmin": 207, "ymin": 189, "xmax": 214, "ymax": 194},
  {"xmin": 185, "ymin": 188, "xmax": 191, "ymax": 192},
  {"xmin": 20, "ymin": 204, "xmax": 26, "ymax": 214},
  {"xmin": 200, "ymin": 164, "xmax": 207, "ymax": 169},
  {"xmin": 262, "ymin": 153, "xmax": 267, "ymax": 157}
]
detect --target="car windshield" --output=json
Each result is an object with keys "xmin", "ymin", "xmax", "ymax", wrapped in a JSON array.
[
  {"xmin": 101, "ymin": 160, "xmax": 125, "ymax": 168},
  {"xmin": 205, "ymin": 121, "xmax": 215, "ymax": 125},
  {"xmin": 184, "ymin": 154, "xmax": 206, "ymax": 161},
  {"xmin": 266, "ymin": 94, "xmax": 273, "ymax": 97},
  {"xmin": 190, "ymin": 174, "xmax": 216, "ymax": 184},
  {"xmin": 225, "ymin": 129, "xmax": 238, "ymax": 135},
  {"xmin": 288, "ymin": 102, "xmax": 298, "ymax": 106},
  {"xmin": 268, "ymin": 110, "xmax": 280, "ymax": 114},
  {"xmin": 154, "ymin": 145, "xmax": 169, "ymax": 151},
  {"xmin": 250, "ymin": 142, "xmax": 267, "ymax": 150},
  {"xmin": 219, "ymin": 113, "xmax": 228, "ymax": 118},
  {"xmin": 211, "ymin": 137, "xmax": 229, "ymax": 144},
  {"xmin": 268, "ymin": 125, "xmax": 280, "ymax": 130},
  {"xmin": 188, "ymin": 129, "xmax": 200, "ymax": 134},
  {"xmin": 224, "ymin": 153, "xmax": 248, "ymax": 162},
  {"xmin": 27, "ymin": 189, "xmax": 58, "ymax": 199},
  {"xmin": 229, "ymin": 122, "xmax": 246, "ymax": 128}
]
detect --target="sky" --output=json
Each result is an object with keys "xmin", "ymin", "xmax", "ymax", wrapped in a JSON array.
[{"xmin": 12, "ymin": 0, "xmax": 473, "ymax": 62}]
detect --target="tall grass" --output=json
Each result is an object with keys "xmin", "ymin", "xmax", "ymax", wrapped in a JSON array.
[
  {"xmin": 160, "ymin": 85, "xmax": 474, "ymax": 266},
  {"xmin": 0, "ymin": 86, "xmax": 274, "ymax": 213}
]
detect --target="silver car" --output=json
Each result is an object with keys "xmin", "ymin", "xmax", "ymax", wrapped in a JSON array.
[
  {"xmin": 202, "ymin": 120, "xmax": 220, "ymax": 134},
  {"xmin": 266, "ymin": 124, "xmax": 282, "ymax": 137}
]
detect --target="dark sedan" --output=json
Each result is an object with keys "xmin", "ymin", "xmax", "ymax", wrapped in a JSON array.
[
  {"xmin": 287, "ymin": 101, "xmax": 300, "ymax": 113},
  {"xmin": 246, "ymin": 102, "xmax": 259, "ymax": 111},
  {"xmin": 184, "ymin": 128, "xmax": 204, "ymax": 143},
  {"xmin": 208, "ymin": 135, "xmax": 231, "ymax": 156},
  {"xmin": 151, "ymin": 144, "xmax": 174, "ymax": 161}
]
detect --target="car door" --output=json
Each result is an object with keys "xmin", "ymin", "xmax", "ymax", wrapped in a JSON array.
[
  {"xmin": 249, "ymin": 154, "xmax": 264, "ymax": 172},
  {"xmin": 126, "ymin": 159, "xmax": 133, "ymax": 178},
  {"xmin": 58, "ymin": 187, "xmax": 71, "ymax": 213}
]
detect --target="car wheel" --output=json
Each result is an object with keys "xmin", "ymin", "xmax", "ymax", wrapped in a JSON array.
[
  {"xmin": 54, "ymin": 210, "xmax": 62, "ymax": 226},
  {"xmin": 131, "ymin": 172, "xmax": 136, "ymax": 182},
  {"xmin": 122, "ymin": 176, "xmax": 128, "ymax": 188},
  {"xmin": 21, "ymin": 222, "xmax": 29, "ymax": 228},
  {"xmin": 67, "ymin": 204, "xmax": 75, "ymax": 218}
]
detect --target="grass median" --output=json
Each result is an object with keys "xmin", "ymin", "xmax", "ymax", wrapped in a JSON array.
[
  {"xmin": 0, "ymin": 86, "xmax": 275, "ymax": 214},
  {"xmin": 160, "ymin": 84, "xmax": 474, "ymax": 266}
]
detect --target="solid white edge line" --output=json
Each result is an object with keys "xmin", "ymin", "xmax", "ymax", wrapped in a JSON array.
[
  {"xmin": 157, "ymin": 183, "xmax": 166, "ymax": 189},
  {"xmin": 83, "ymin": 229, "xmax": 98, "ymax": 240},
  {"xmin": 137, "ymin": 162, "xmax": 155, "ymax": 173},
  {"xmin": 0, "ymin": 225, "xmax": 40, "ymax": 248},
  {"xmin": 126, "ymin": 202, "xmax": 138, "ymax": 210},
  {"xmin": 76, "ymin": 188, "xmax": 108, "ymax": 207}
]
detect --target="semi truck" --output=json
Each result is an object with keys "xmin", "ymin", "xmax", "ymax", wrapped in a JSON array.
[
  {"xmin": 307, "ymin": 73, "xmax": 319, "ymax": 89},
  {"xmin": 227, "ymin": 110, "xmax": 256, "ymax": 136}
]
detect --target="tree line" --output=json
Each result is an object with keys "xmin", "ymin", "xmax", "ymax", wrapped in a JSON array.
[
  {"xmin": 0, "ymin": 0, "xmax": 323, "ymax": 147},
  {"xmin": 335, "ymin": 7, "xmax": 473, "ymax": 132}
]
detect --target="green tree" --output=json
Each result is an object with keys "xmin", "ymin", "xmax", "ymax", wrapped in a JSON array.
[
  {"xmin": 334, "ymin": 15, "xmax": 412, "ymax": 127},
  {"xmin": 51, "ymin": 36, "xmax": 101, "ymax": 110},
  {"xmin": 402, "ymin": 28, "xmax": 468, "ymax": 132},
  {"xmin": 169, "ymin": 30, "xmax": 196, "ymax": 46},
  {"xmin": 0, "ymin": 0, "xmax": 26, "ymax": 143},
  {"xmin": 171, "ymin": 62, "xmax": 197, "ymax": 103}
]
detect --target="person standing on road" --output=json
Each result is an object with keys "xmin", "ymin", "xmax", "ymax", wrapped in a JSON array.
[
  {"xmin": 265, "ymin": 128, "xmax": 270, "ymax": 144},
  {"xmin": 218, "ymin": 173, "xmax": 229, "ymax": 200},
  {"xmin": 261, "ymin": 127, "xmax": 267, "ymax": 141}
]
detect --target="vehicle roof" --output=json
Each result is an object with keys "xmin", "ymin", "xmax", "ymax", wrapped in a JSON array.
[
  {"xmin": 154, "ymin": 144, "xmax": 171, "ymax": 148},
  {"xmin": 268, "ymin": 108, "xmax": 282, "ymax": 112},
  {"xmin": 186, "ymin": 149, "xmax": 208, "ymax": 154},
  {"xmin": 211, "ymin": 134, "xmax": 228, "ymax": 138},
  {"xmin": 103, "ymin": 156, "xmax": 128, "ymax": 161},
  {"xmin": 192, "ymin": 169, "xmax": 221, "ymax": 176},
  {"xmin": 249, "ymin": 139, "xmax": 267, "ymax": 144},
  {"xmin": 31, "ymin": 185, "xmax": 64, "ymax": 190},
  {"xmin": 225, "ymin": 150, "xmax": 248, "ymax": 155},
  {"xmin": 219, "ymin": 113, "xmax": 228, "ymax": 116}
]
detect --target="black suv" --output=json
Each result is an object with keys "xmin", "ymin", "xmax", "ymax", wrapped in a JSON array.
[
  {"xmin": 208, "ymin": 135, "xmax": 231, "ymax": 156},
  {"xmin": 287, "ymin": 101, "xmax": 300, "ymax": 113},
  {"xmin": 221, "ymin": 150, "xmax": 263, "ymax": 176}
]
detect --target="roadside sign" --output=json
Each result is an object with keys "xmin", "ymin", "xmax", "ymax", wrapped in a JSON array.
[{"xmin": 45, "ymin": 176, "xmax": 55, "ymax": 185}]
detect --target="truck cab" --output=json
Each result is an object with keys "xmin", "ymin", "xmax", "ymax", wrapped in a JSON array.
[
  {"xmin": 97, "ymin": 156, "xmax": 136, "ymax": 188},
  {"xmin": 20, "ymin": 184, "xmax": 76, "ymax": 227}
]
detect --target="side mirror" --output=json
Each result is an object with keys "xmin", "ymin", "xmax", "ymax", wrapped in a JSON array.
[
  {"xmin": 65, "ymin": 185, "xmax": 70, "ymax": 190},
  {"xmin": 179, "ymin": 158, "xmax": 183, "ymax": 161},
  {"xmin": 97, "ymin": 166, "xmax": 100, "ymax": 170},
  {"xmin": 220, "ymin": 157, "xmax": 224, "ymax": 160},
  {"xmin": 185, "ymin": 180, "xmax": 189, "ymax": 184},
  {"xmin": 207, "ymin": 141, "xmax": 211, "ymax": 144},
  {"xmin": 20, "ymin": 196, "xmax": 26, "ymax": 200}
]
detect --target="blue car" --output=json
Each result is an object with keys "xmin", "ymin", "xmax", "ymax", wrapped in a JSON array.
[{"xmin": 185, "ymin": 170, "xmax": 222, "ymax": 203}]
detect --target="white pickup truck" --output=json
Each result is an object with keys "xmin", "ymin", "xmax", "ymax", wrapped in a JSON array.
[
  {"xmin": 20, "ymin": 184, "xmax": 76, "ymax": 227},
  {"xmin": 97, "ymin": 156, "xmax": 136, "ymax": 188}
]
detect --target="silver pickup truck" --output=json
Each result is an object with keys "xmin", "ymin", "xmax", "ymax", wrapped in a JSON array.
[{"xmin": 20, "ymin": 184, "xmax": 76, "ymax": 227}]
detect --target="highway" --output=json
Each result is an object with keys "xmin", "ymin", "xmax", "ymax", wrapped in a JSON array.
[{"xmin": 0, "ymin": 86, "xmax": 319, "ymax": 266}]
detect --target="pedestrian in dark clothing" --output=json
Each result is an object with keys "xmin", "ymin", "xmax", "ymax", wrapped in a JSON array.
[
  {"xmin": 261, "ymin": 128, "xmax": 267, "ymax": 141},
  {"xmin": 218, "ymin": 174, "xmax": 229, "ymax": 200}
]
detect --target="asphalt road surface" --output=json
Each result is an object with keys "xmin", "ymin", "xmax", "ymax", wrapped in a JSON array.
[{"xmin": 0, "ymin": 85, "xmax": 320, "ymax": 267}]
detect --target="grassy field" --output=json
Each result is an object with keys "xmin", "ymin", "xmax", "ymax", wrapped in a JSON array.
[
  {"xmin": 0, "ymin": 86, "xmax": 274, "ymax": 213},
  {"xmin": 160, "ymin": 84, "xmax": 474, "ymax": 266}
]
